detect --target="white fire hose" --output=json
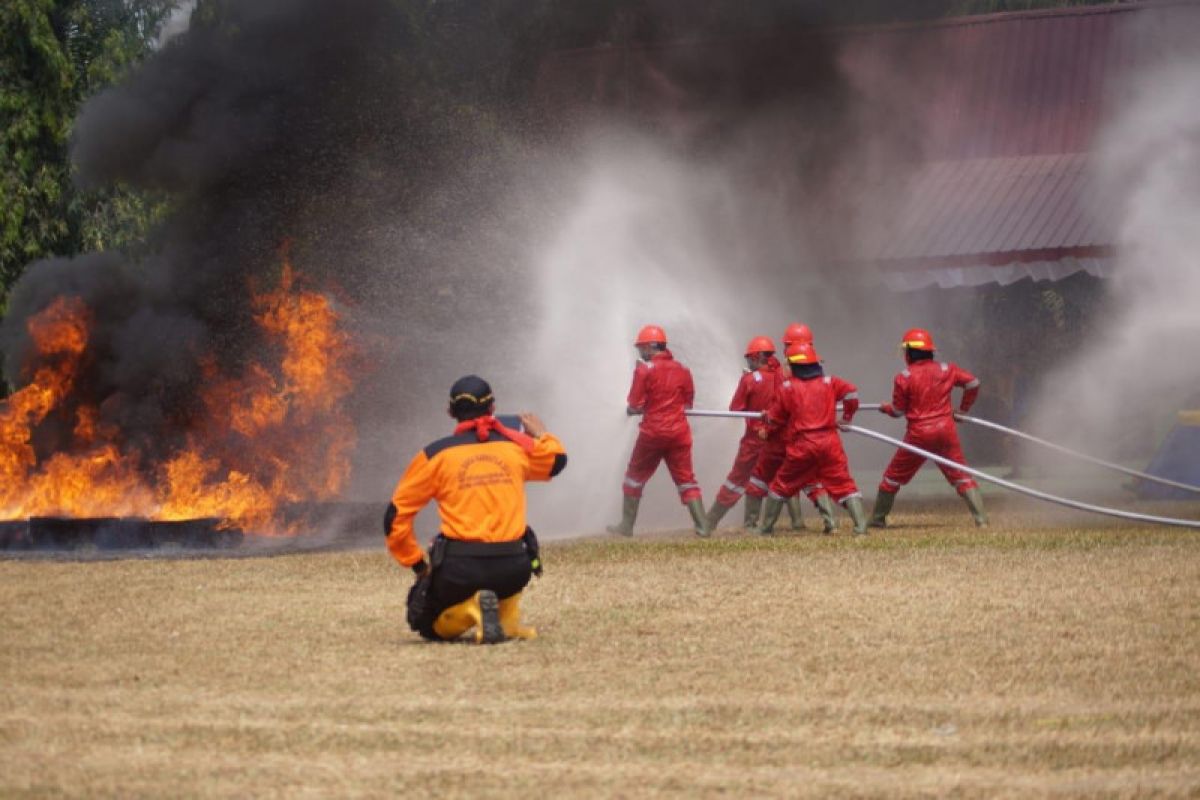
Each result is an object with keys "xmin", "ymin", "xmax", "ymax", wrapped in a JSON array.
[
  {"xmin": 956, "ymin": 414, "xmax": 1200, "ymax": 496},
  {"xmin": 681, "ymin": 408, "xmax": 1200, "ymax": 528},
  {"xmin": 845, "ymin": 424, "xmax": 1200, "ymax": 530},
  {"xmin": 687, "ymin": 407, "xmax": 1200, "ymax": 495}
]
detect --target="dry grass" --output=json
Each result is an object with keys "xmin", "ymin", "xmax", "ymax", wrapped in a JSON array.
[{"xmin": 3, "ymin": 503, "xmax": 1200, "ymax": 798}]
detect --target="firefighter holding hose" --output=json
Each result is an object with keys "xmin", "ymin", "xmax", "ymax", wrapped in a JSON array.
[
  {"xmin": 758, "ymin": 341, "xmax": 869, "ymax": 535},
  {"xmin": 870, "ymin": 327, "xmax": 987, "ymax": 527},
  {"xmin": 744, "ymin": 322, "xmax": 837, "ymax": 533},
  {"xmin": 704, "ymin": 335, "xmax": 780, "ymax": 530},
  {"xmin": 607, "ymin": 324, "xmax": 709, "ymax": 537},
  {"xmin": 386, "ymin": 375, "xmax": 567, "ymax": 644}
]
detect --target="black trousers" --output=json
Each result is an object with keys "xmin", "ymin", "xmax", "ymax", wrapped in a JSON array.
[{"xmin": 408, "ymin": 552, "xmax": 532, "ymax": 640}]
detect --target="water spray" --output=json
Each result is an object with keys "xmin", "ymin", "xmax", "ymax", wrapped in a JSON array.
[{"xmin": 845, "ymin": 424, "xmax": 1200, "ymax": 530}]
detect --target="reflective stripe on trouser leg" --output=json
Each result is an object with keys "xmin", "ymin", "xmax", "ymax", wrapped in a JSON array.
[
  {"xmin": 621, "ymin": 434, "xmax": 666, "ymax": 497},
  {"xmin": 716, "ymin": 436, "xmax": 763, "ymax": 506},
  {"xmin": 663, "ymin": 441, "xmax": 702, "ymax": 503}
]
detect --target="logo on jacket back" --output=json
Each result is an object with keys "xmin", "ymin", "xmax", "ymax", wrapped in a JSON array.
[{"xmin": 458, "ymin": 454, "xmax": 514, "ymax": 489}]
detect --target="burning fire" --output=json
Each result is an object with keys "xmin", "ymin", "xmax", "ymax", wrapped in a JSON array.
[{"xmin": 0, "ymin": 252, "xmax": 355, "ymax": 533}]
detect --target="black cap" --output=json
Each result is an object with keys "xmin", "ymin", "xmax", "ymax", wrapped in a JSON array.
[{"xmin": 450, "ymin": 375, "xmax": 493, "ymax": 404}]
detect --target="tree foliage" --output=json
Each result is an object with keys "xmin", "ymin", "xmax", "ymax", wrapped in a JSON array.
[{"xmin": 0, "ymin": 0, "xmax": 176, "ymax": 312}]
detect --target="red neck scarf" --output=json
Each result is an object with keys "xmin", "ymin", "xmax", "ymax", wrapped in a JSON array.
[{"xmin": 454, "ymin": 415, "xmax": 536, "ymax": 453}]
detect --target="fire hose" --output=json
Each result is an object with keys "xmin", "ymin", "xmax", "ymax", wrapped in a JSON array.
[
  {"xmin": 845, "ymin": 424, "xmax": 1200, "ymax": 530},
  {"xmin": 686, "ymin": 407, "xmax": 1200, "ymax": 495},
  {"xmin": 682, "ymin": 409, "xmax": 1200, "ymax": 528},
  {"xmin": 955, "ymin": 414, "xmax": 1200, "ymax": 496}
]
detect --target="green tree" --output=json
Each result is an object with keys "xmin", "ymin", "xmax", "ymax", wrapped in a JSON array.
[{"xmin": 0, "ymin": 0, "xmax": 177, "ymax": 312}]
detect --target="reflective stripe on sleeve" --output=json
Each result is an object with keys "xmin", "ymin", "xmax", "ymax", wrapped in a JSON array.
[
  {"xmin": 843, "ymin": 392, "xmax": 859, "ymax": 400},
  {"xmin": 963, "ymin": 379, "xmax": 980, "ymax": 389}
]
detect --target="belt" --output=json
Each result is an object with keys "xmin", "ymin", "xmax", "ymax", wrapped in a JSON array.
[{"xmin": 441, "ymin": 537, "xmax": 527, "ymax": 557}]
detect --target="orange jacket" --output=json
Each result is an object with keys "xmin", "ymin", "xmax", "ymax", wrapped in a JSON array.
[{"xmin": 386, "ymin": 422, "xmax": 567, "ymax": 567}]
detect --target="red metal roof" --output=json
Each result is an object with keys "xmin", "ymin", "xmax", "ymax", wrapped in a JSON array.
[
  {"xmin": 861, "ymin": 153, "xmax": 1113, "ymax": 262},
  {"xmin": 535, "ymin": 2, "xmax": 1200, "ymax": 282}
]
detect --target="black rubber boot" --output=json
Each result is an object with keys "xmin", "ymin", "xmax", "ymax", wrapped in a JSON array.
[
  {"xmin": 870, "ymin": 490, "xmax": 896, "ymax": 528},
  {"xmin": 759, "ymin": 497, "xmax": 785, "ymax": 535},
  {"xmin": 606, "ymin": 496, "xmax": 640, "ymax": 537},
  {"xmin": 816, "ymin": 494, "xmax": 837, "ymax": 534},
  {"xmin": 962, "ymin": 487, "xmax": 988, "ymax": 527},
  {"xmin": 844, "ymin": 496, "xmax": 869, "ymax": 535},
  {"xmin": 687, "ymin": 498, "xmax": 711, "ymax": 538}
]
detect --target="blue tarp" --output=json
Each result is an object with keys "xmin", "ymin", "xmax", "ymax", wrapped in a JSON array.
[{"xmin": 1138, "ymin": 421, "xmax": 1200, "ymax": 500}]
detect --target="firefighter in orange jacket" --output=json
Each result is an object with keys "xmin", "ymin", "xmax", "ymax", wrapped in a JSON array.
[
  {"xmin": 607, "ymin": 324, "xmax": 708, "ymax": 537},
  {"xmin": 870, "ymin": 328, "xmax": 987, "ymax": 527},
  {"xmin": 386, "ymin": 375, "xmax": 567, "ymax": 644}
]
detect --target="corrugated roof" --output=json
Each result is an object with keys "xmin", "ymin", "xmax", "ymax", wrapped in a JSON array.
[
  {"xmin": 535, "ymin": 2, "xmax": 1200, "ymax": 280},
  {"xmin": 862, "ymin": 153, "xmax": 1112, "ymax": 261}
]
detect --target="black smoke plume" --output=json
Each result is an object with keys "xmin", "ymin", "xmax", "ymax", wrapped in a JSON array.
[{"xmin": 3, "ymin": 0, "xmax": 959, "ymax": 501}]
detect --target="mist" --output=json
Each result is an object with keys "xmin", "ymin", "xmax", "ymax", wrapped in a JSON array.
[{"xmin": 1023, "ymin": 17, "xmax": 1200, "ymax": 474}]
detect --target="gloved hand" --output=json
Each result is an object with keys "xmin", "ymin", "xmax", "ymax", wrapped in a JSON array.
[
  {"xmin": 411, "ymin": 559, "xmax": 430, "ymax": 579},
  {"xmin": 880, "ymin": 403, "xmax": 895, "ymax": 416}
]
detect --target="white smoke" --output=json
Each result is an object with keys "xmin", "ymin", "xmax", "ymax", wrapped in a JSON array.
[{"xmin": 1026, "ymin": 48, "xmax": 1200, "ymax": 466}]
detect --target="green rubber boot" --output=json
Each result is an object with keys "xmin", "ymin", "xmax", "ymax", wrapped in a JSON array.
[
  {"xmin": 759, "ymin": 497, "xmax": 785, "ymax": 535},
  {"xmin": 687, "ymin": 498, "xmax": 711, "ymax": 538},
  {"xmin": 816, "ymin": 493, "xmax": 837, "ymax": 534},
  {"xmin": 870, "ymin": 490, "xmax": 896, "ymax": 528},
  {"xmin": 962, "ymin": 487, "xmax": 988, "ymax": 528},
  {"xmin": 844, "ymin": 496, "xmax": 869, "ymax": 535},
  {"xmin": 705, "ymin": 500, "xmax": 733, "ymax": 532},
  {"xmin": 786, "ymin": 496, "xmax": 804, "ymax": 531},
  {"xmin": 606, "ymin": 496, "xmax": 639, "ymax": 537},
  {"xmin": 743, "ymin": 495, "xmax": 763, "ymax": 531}
]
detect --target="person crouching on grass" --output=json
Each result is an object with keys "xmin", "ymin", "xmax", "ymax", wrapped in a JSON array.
[{"xmin": 385, "ymin": 375, "xmax": 567, "ymax": 644}]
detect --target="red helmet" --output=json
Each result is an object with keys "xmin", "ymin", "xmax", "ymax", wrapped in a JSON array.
[
  {"xmin": 744, "ymin": 335, "xmax": 775, "ymax": 356},
  {"xmin": 635, "ymin": 325, "xmax": 667, "ymax": 346},
  {"xmin": 785, "ymin": 341, "xmax": 821, "ymax": 364},
  {"xmin": 782, "ymin": 322, "xmax": 813, "ymax": 345},
  {"xmin": 900, "ymin": 327, "xmax": 935, "ymax": 351}
]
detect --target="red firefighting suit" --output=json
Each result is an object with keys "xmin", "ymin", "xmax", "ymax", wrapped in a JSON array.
[
  {"xmin": 620, "ymin": 349, "xmax": 701, "ymax": 503},
  {"xmin": 744, "ymin": 359, "xmax": 829, "ymax": 506},
  {"xmin": 713, "ymin": 358, "xmax": 779, "ymax": 507},
  {"xmin": 879, "ymin": 360, "xmax": 981, "ymax": 494},
  {"xmin": 765, "ymin": 373, "xmax": 861, "ymax": 503}
]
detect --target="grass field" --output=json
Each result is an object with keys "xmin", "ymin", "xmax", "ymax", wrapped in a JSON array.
[{"xmin": 3, "ymin": 501, "xmax": 1200, "ymax": 797}]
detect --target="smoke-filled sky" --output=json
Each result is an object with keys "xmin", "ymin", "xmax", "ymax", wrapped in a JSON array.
[{"xmin": 3, "ymin": 0, "xmax": 1197, "ymax": 536}]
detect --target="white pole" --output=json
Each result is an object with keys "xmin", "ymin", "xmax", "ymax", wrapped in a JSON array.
[{"xmin": 845, "ymin": 424, "xmax": 1200, "ymax": 530}]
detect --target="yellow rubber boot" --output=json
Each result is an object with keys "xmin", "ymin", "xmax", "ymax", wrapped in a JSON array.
[
  {"xmin": 432, "ymin": 594, "xmax": 482, "ymax": 641},
  {"xmin": 498, "ymin": 592, "xmax": 538, "ymax": 640}
]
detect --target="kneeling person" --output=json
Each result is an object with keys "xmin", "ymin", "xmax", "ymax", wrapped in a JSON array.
[{"xmin": 385, "ymin": 375, "xmax": 567, "ymax": 643}]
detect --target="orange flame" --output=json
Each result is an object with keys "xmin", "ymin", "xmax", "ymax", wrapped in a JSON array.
[{"xmin": 0, "ymin": 251, "xmax": 356, "ymax": 533}]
